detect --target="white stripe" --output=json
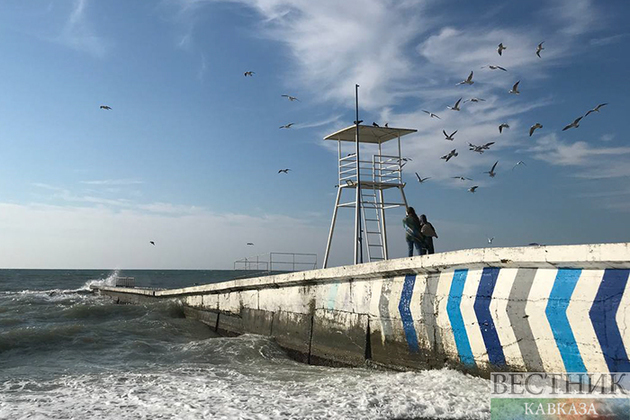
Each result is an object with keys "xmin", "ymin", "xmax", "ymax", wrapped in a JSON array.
[
  {"xmin": 460, "ymin": 269, "xmax": 489, "ymax": 366},
  {"xmin": 567, "ymin": 269, "xmax": 608, "ymax": 373},
  {"xmin": 526, "ymin": 268, "xmax": 565, "ymax": 372},
  {"xmin": 616, "ymin": 271, "xmax": 630, "ymax": 363},
  {"xmin": 435, "ymin": 270, "xmax": 457, "ymax": 360},
  {"xmin": 490, "ymin": 268, "xmax": 525, "ymax": 369},
  {"xmin": 410, "ymin": 273, "xmax": 429, "ymax": 348}
]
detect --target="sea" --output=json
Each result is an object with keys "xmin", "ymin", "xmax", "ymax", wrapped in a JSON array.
[{"xmin": 0, "ymin": 269, "xmax": 490, "ymax": 420}]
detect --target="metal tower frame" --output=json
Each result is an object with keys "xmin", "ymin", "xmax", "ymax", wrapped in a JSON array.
[{"xmin": 322, "ymin": 124, "xmax": 417, "ymax": 268}]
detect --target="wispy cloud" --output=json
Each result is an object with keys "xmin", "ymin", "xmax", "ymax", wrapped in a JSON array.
[
  {"xmin": 589, "ymin": 33, "xmax": 629, "ymax": 47},
  {"xmin": 530, "ymin": 133, "xmax": 630, "ymax": 178},
  {"xmin": 58, "ymin": 0, "xmax": 110, "ymax": 58},
  {"xmin": 80, "ymin": 179, "xmax": 145, "ymax": 186}
]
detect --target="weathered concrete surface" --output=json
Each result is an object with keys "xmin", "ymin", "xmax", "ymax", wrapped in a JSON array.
[{"xmin": 92, "ymin": 243, "xmax": 630, "ymax": 377}]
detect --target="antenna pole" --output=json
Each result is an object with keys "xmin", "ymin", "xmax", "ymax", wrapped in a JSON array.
[{"xmin": 354, "ymin": 84, "xmax": 363, "ymax": 264}]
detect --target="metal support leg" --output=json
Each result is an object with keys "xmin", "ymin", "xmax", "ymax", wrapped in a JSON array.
[
  {"xmin": 379, "ymin": 188, "xmax": 388, "ymax": 260},
  {"xmin": 323, "ymin": 187, "xmax": 343, "ymax": 268}
]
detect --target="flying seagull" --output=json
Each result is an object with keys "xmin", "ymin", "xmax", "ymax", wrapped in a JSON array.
[
  {"xmin": 488, "ymin": 237, "xmax": 495, "ymax": 244},
  {"xmin": 536, "ymin": 42, "xmax": 545, "ymax": 58},
  {"xmin": 244, "ymin": 71, "xmax": 255, "ymax": 76},
  {"xmin": 278, "ymin": 169, "xmax": 291, "ymax": 173},
  {"xmin": 447, "ymin": 98, "xmax": 463, "ymax": 111},
  {"xmin": 499, "ymin": 123, "xmax": 510, "ymax": 133},
  {"xmin": 384, "ymin": 123, "xmax": 389, "ymax": 128},
  {"xmin": 415, "ymin": 173, "xmax": 431, "ymax": 184},
  {"xmin": 443, "ymin": 130, "xmax": 457, "ymax": 141},
  {"xmin": 486, "ymin": 65, "xmax": 507, "ymax": 71},
  {"xmin": 457, "ymin": 71, "xmax": 474, "ymax": 86},
  {"xmin": 279, "ymin": 123, "xmax": 294, "ymax": 129},
  {"xmin": 281, "ymin": 94, "xmax": 299, "ymax": 101},
  {"xmin": 247, "ymin": 242, "xmax": 254, "ymax": 246},
  {"xmin": 562, "ymin": 116, "xmax": 583, "ymax": 131},
  {"xmin": 468, "ymin": 186, "xmax": 479, "ymax": 193},
  {"xmin": 509, "ymin": 81, "xmax": 520, "ymax": 94},
  {"xmin": 149, "ymin": 241, "xmax": 155, "ymax": 246},
  {"xmin": 100, "ymin": 105, "xmax": 112, "ymax": 110},
  {"xmin": 497, "ymin": 43, "xmax": 507, "ymax": 56},
  {"xmin": 584, "ymin": 103, "xmax": 608, "ymax": 117},
  {"xmin": 484, "ymin": 161, "xmax": 499, "ymax": 177},
  {"xmin": 513, "ymin": 160, "xmax": 527, "ymax": 170},
  {"xmin": 465, "ymin": 97, "xmax": 486, "ymax": 103},
  {"xmin": 441, "ymin": 149, "xmax": 458, "ymax": 162},
  {"xmin": 469, "ymin": 142, "xmax": 494, "ymax": 154},
  {"xmin": 422, "ymin": 110, "xmax": 441, "ymax": 119},
  {"xmin": 452, "ymin": 176, "xmax": 472, "ymax": 181},
  {"xmin": 529, "ymin": 123, "xmax": 543, "ymax": 136},
  {"xmin": 372, "ymin": 122, "xmax": 380, "ymax": 127}
]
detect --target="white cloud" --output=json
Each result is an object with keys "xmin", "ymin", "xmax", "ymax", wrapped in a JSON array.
[
  {"xmin": 80, "ymin": 179, "xmax": 145, "ymax": 186},
  {"xmin": 57, "ymin": 0, "xmax": 110, "ymax": 58},
  {"xmin": 530, "ymin": 133, "xmax": 630, "ymax": 178}
]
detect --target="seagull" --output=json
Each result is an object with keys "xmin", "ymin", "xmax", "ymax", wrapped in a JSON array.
[
  {"xmin": 281, "ymin": 94, "xmax": 299, "ymax": 101},
  {"xmin": 422, "ymin": 110, "xmax": 441, "ymax": 119},
  {"xmin": 468, "ymin": 186, "xmax": 479, "ymax": 193},
  {"xmin": 484, "ymin": 161, "xmax": 499, "ymax": 177},
  {"xmin": 536, "ymin": 42, "xmax": 545, "ymax": 58},
  {"xmin": 562, "ymin": 116, "xmax": 583, "ymax": 131},
  {"xmin": 584, "ymin": 103, "xmax": 608, "ymax": 117},
  {"xmin": 100, "ymin": 105, "xmax": 112, "ymax": 110},
  {"xmin": 279, "ymin": 123, "xmax": 294, "ymax": 129},
  {"xmin": 247, "ymin": 242, "xmax": 254, "ymax": 246},
  {"xmin": 469, "ymin": 142, "xmax": 494, "ymax": 153},
  {"xmin": 447, "ymin": 98, "xmax": 463, "ymax": 111},
  {"xmin": 384, "ymin": 123, "xmax": 389, "ymax": 128},
  {"xmin": 278, "ymin": 169, "xmax": 291, "ymax": 173},
  {"xmin": 513, "ymin": 160, "xmax": 527, "ymax": 170},
  {"xmin": 244, "ymin": 71, "xmax": 255, "ymax": 76},
  {"xmin": 529, "ymin": 123, "xmax": 543, "ymax": 136},
  {"xmin": 372, "ymin": 122, "xmax": 380, "ymax": 127},
  {"xmin": 465, "ymin": 97, "xmax": 486, "ymax": 103},
  {"xmin": 497, "ymin": 43, "xmax": 507, "ymax": 56},
  {"xmin": 499, "ymin": 123, "xmax": 510, "ymax": 133},
  {"xmin": 488, "ymin": 237, "xmax": 495, "ymax": 244},
  {"xmin": 452, "ymin": 176, "xmax": 472, "ymax": 181},
  {"xmin": 443, "ymin": 130, "xmax": 457, "ymax": 141},
  {"xmin": 149, "ymin": 241, "xmax": 155, "ymax": 246},
  {"xmin": 457, "ymin": 71, "xmax": 474, "ymax": 85},
  {"xmin": 509, "ymin": 81, "xmax": 520, "ymax": 94},
  {"xmin": 486, "ymin": 65, "xmax": 507, "ymax": 71},
  {"xmin": 415, "ymin": 173, "xmax": 431, "ymax": 183},
  {"xmin": 441, "ymin": 149, "xmax": 458, "ymax": 162}
]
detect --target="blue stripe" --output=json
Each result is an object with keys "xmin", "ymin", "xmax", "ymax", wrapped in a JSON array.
[
  {"xmin": 590, "ymin": 269, "xmax": 630, "ymax": 373},
  {"xmin": 447, "ymin": 269, "xmax": 475, "ymax": 367},
  {"xmin": 398, "ymin": 274, "xmax": 419, "ymax": 353},
  {"xmin": 545, "ymin": 268, "xmax": 587, "ymax": 373},
  {"xmin": 473, "ymin": 267, "xmax": 506, "ymax": 366}
]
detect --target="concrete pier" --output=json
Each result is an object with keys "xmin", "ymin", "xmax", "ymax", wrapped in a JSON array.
[{"xmin": 92, "ymin": 243, "xmax": 630, "ymax": 377}]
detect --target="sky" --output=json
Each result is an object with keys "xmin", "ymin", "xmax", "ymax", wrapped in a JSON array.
[{"xmin": 0, "ymin": 0, "xmax": 629, "ymax": 269}]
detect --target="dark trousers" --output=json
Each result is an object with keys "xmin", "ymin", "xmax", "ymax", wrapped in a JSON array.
[
  {"xmin": 407, "ymin": 239, "xmax": 426, "ymax": 257},
  {"xmin": 425, "ymin": 237, "xmax": 435, "ymax": 254}
]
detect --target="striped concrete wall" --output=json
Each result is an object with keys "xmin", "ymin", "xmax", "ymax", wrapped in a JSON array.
[{"xmin": 94, "ymin": 243, "xmax": 630, "ymax": 376}]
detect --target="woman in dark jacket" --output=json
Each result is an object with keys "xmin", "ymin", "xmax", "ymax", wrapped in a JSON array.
[
  {"xmin": 403, "ymin": 207, "xmax": 425, "ymax": 257},
  {"xmin": 419, "ymin": 214, "xmax": 438, "ymax": 254}
]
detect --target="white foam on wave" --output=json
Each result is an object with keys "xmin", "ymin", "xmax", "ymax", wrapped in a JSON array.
[
  {"xmin": 0, "ymin": 364, "xmax": 490, "ymax": 419},
  {"xmin": 83, "ymin": 270, "xmax": 119, "ymax": 290}
]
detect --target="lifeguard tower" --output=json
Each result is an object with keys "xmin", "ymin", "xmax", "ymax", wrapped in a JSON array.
[{"xmin": 322, "ymin": 123, "xmax": 417, "ymax": 268}]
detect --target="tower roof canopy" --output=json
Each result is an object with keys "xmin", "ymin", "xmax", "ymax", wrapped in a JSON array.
[{"xmin": 324, "ymin": 125, "xmax": 417, "ymax": 144}]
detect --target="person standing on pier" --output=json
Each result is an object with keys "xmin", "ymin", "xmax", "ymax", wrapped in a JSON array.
[
  {"xmin": 419, "ymin": 214, "xmax": 438, "ymax": 255},
  {"xmin": 403, "ymin": 207, "xmax": 425, "ymax": 257}
]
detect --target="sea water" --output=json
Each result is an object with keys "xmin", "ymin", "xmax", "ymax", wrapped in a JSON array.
[{"xmin": 0, "ymin": 270, "xmax": 490, "ymax": 419}]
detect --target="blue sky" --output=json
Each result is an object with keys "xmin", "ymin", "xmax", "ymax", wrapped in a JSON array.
[{"xmin": 0, "ymin": 0, "xmax": 628, "ymax": 269}]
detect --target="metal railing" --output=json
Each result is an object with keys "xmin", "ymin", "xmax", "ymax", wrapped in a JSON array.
[
  {"xmin": 233, "ymin": 252, "xmax": 318, "ymax": 272},
  {"xmin": 338, "ymin": 153, "xmax": 403, "ymax": 186}
]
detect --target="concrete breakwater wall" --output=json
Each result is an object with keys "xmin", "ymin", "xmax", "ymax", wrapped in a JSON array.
[{"xmin": 93, "ymin": 243, "xmax": 630, "ymax": 377}]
